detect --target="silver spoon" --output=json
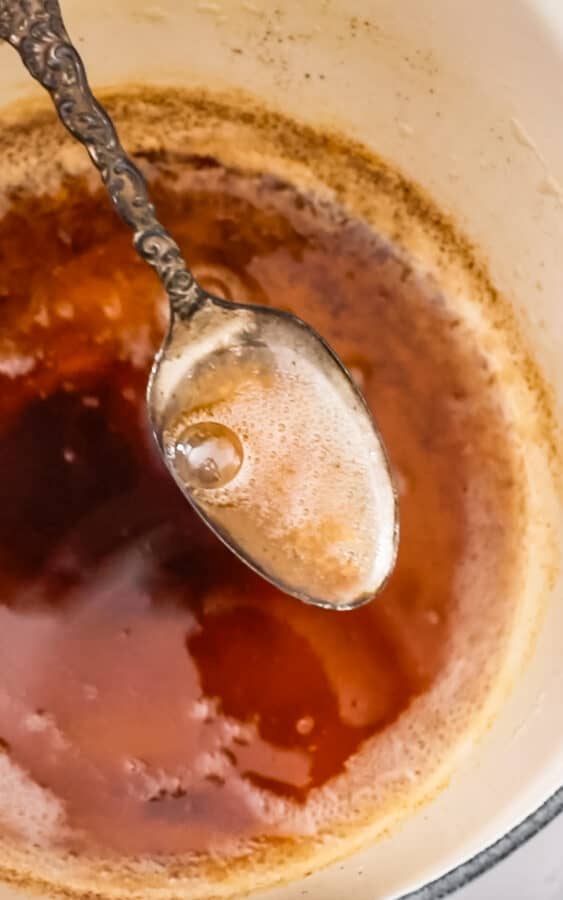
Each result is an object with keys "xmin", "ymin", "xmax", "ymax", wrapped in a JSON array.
[{"xmin": 0, "ymin": 0, "xmax": 399, "ymax": 609}]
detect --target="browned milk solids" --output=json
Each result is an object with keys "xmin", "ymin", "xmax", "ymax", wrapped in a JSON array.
[{"xmin": 0, "ymin": 153, "xmax": 523, "ymax": 878}]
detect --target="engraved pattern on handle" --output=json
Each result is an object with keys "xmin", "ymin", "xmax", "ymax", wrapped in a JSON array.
[{"xmin": 0, "ymin": 0, "xmax": 201, "ymax": 318}]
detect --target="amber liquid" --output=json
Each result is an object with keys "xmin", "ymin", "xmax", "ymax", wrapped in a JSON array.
[{"xmin": 0, "ymin": 158, "xmax": 517, "ymax": 856}]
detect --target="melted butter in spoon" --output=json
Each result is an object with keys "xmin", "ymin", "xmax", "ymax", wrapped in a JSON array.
[{"xmin": 160, "ymin": 314, "xmax": 398, "ymax": 609}]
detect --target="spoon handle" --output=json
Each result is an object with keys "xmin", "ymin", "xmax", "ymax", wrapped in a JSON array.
[{"xmin": 0, "ymin": 0, "xmax": 202, "ymax": 318}]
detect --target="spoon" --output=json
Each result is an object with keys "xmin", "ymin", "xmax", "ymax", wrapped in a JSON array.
[{"xmin": 0, "ymin": 0, "xmax": 399, "ymax": 609}]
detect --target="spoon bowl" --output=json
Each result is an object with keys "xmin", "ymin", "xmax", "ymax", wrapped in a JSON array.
[{"xmin": 149, "ymin": 290, "xmax": 399, "ymax": 609}]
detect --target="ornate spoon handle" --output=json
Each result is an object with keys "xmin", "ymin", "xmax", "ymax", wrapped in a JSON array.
[{"xmin": 0, "ymin": 0, "xmax": 202, "ymax": 318}]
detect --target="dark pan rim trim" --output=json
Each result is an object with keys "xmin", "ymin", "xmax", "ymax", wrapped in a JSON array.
[{"xmin": 399, "ymin": 785, "xmax": 563, "ymax": 899}]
